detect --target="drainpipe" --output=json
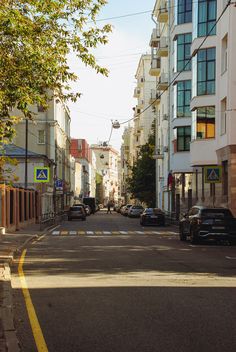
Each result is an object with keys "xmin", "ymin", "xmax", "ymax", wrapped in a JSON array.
[{"xmin": 167, "ymin": 0, "xmax": 171, "ymax": 214}]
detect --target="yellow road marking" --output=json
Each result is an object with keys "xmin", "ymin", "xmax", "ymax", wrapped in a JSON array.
[
  {"xmin": 61, "ymin": 231, "xmax": 68, "ymax": 236},
  {"xmin": 112, "ymin": 231, "xmax": 120, "ymax": 235},
  {"xmin": 18, "ymin": 249, "xmax": 48, "ymax": 352},
  {"xmin": 95, "ymin": 231, "xmax": 103, "ymax": 235},
  {"xmin": 78, "ymin": 231, "xmax": 85, "ymax": 235}
]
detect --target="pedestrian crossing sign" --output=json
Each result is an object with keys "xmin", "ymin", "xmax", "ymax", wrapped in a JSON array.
[
  {"xmin": 34, "ymin": 167, "xmax": 50, "ymax": 183},
  {"xmin": 204, "ymin": 166, "xmax": 222, "ymax": 183}
]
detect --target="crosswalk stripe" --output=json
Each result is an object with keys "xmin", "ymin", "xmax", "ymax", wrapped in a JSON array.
[
  {"xmin": 69, "ymin": 231, "xmax": 77, "ymax": 235},
  {"xmin": 61, "ymin": 231, "xmax": 68, "ymax": 235},
  {"xmin": 52, "ymin": 231, "xmax": 60, "ymax": 235},
  {"xmin": 95, "ymin": 231, "xmax": 103, "ymax": 235},
  {"xmin": 135, "ymin": 231, "xmax": 144, "ymax": 234},
  {"xmin": 120, "ymin": 231, "xmax": 128, "ymax": 234},
  {"xmin": 112, "ymin": 231, "xmax": 120, "ymax": 235},
  {"xmin": 103, "ymin": 231, "xmax": 111, "ymax": 235},
  {"xmin": 78, "ymin": 231, "xmax": 85, "ymax": 235},
  {"xmin": 87, "ymin": 231, "xmax": 94, "ymax": 235}
]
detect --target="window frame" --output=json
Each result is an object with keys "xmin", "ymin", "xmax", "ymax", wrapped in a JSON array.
[
  {"xmin": 177, "ymin": 33, "xmax": 192, "ymax": 72},
  {"xmin": 196, "ymin": 106, "xmax": 215, "ymax": 139},
  {"xmin": 37, "ymin": 130, "xmax": 46, "ymax": 145},
  {"xmin": 177, "ymin": 80, "xmax": 192, "ymax": 118},
  {"xmin": 177, "ymin": 0, "xmax": 192, "ymax": 25},
  {"xmin": 176, "ymin": 126, "xmax": 191, "ymax": 152},
  {"xmin": 198, "ymin": 0, "xmax": 217, "ymax": 37},
  {"xmin": 197, "ymin": 47, "xmax": 216, "ymax": 96}
]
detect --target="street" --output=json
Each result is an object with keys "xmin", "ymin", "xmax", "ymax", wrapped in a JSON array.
[{"xmin": 12, "ymin": 210, "xmax": 236, "ymax": 352}]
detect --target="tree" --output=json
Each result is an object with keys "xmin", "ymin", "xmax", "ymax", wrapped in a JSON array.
[
  {"xmin": 127, "ymin": 124, "xmax": 156, "ymax": 207},
  {"xmin": 0, "ymin": 0, "xmax": 112, "ymax": 142}
]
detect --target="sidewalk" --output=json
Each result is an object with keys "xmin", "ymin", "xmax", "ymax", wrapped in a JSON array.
[{"xmin": 0, "ymin": 224, "xmax": 48, "ymax": 352}]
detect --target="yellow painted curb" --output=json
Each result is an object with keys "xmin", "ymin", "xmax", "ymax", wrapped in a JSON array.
[{"xmin": 18, "ymin": 249, "xmax": 48, "ymax": 352}]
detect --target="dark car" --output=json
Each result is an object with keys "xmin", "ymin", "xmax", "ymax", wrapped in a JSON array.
[
  {"xmin": 179, "ymin": 206, "xmax": 236, "ymax": 244},
  {"xmin": 140, "ymin": 208, "xmax": 165, "ymax": 226},
  {"xmin": 68, "ymin": 206, "xmax": 86, "ymax": 221}
]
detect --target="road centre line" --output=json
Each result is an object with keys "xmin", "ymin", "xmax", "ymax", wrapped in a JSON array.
[{"xmin": 18, "ymin": 249, "xmax": 48, "ymax": 352}]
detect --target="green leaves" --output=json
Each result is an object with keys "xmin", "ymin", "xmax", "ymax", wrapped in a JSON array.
[
  {"xmin": 0, "ymin": 0, "xmax": 111, "ymax": 143},
  {"xmin": 126, "ymin": 125, "xmax": 156, "ymax": 207}
]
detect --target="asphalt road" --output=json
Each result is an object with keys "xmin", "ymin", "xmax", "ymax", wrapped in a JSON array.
[{"xmin": 11, "ymin": 210, "xmax": 236, "ymax": 352}]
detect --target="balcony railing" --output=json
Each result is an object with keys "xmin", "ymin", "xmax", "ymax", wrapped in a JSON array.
[
  {"xmin": 149, "ymin": 57, "xmax": 161, "ymax": 76},
  {"xmin": 149, "ymin": 28, "xmax": 160, "ymax": 47},
  {"xmin": 149, "ymin": 89, "xmax": 160, "ymax": 104},
  {"xmin": 158, "ymin": 0, "xmax": 168, "ymax": 23},
  {"xmin": 157, "ymin": 37, "xmax": 168, "ymax": 57},
  {"xmin": 157, "ymin": 73, "xmax": 168, "ymax": 90}
]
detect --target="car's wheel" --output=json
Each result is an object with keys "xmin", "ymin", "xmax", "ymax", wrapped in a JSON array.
[
  {"xmin": 179, "ymin": 224, "xmax": 187, "ymax": 241},
  {"xmin": 190, "ymin": 228, "xmax": 199, "ymax": 244}
]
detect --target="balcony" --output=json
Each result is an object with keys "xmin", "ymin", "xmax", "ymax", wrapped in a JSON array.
[
  {"xmin": 157, "ymin": 73, "xmax": 168, "ymax": 91},
  {"xmin": 157, "ymin": 37, "xmax": 168, "ymax": 57},
  {"xmin": 190, "ymin": 139, "xmax": 217, "ymax": 166},
  {"xmin": 149, "ymin": 89, "xmax": 160, "ymax": 105},
  {"xmin": 133, "ymin": 87, "xmax": 141, "ymax": 98},
  {"xmin": 158, "ymin": 1, "xmax": 168, "ymax": 23},
  {"xmin": 138, "ymin": 76, "xmax": 145, "ymax": 86},
  {"xmin": 149, "ymin": 57, "xmax": 161, "ymax": 76},
  {"xmin": 149, "ymin": 28, "xmax": 160, "ymax": 48}
]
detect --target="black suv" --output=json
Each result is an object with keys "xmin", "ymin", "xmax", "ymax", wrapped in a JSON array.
[{"xmin": 179, "ymin": 206, "xmax": 236, "ymax": 244}]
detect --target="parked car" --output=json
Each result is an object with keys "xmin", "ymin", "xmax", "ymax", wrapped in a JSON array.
[
  {"xmin": 179, "ymin": 206, "xmax": 236, "ymax": 244},
  {"xmin": 68, "ymin": 205, "xmax": 86, "ymax": 221},
  {"xmin": 140, "ymin": 208, "xmax": 165, "ymax": 226},
  {"xmin": 120, "ymin": 205, "xmax": 127, "ymax": 215},
  {"xmin": 73, "ymin": 203, "xmax": 87, "ymax": 214},
  {"xmin": 128, "ymin": 205, "xmax": 144, "ymax": 218},
  {"xmin": 123, "ymin": 204, "xmax": 133, "ymax": 216}
]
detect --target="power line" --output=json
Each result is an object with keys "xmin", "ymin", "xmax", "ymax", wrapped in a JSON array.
[
  {"xmin": 120, "ymin": 0, "xmax": 233, "ymax": 126},
  {"xmin": 92, "ymin": 10, "xmax": 152, "ymax": 22}
]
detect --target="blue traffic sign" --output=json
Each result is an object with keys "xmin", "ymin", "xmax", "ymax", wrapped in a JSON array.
[
  {"xmin": 204, "ymin": 166, "xmax": 222, "ymax": 183},
  {"xmin": 34, "ymin": 167, "xmax": 50, "ymax": 183}
]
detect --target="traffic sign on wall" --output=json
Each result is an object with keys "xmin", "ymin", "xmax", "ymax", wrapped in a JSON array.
[
  {"xmin": 34, "ymin": 167, "xmax": 50, "ymax": 183},
  {"xmin": 204, "ymin": 166, "xmax": 222, "ymax": 183}
]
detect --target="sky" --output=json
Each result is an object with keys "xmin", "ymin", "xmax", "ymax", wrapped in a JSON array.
[{"xmin": 68, "ymin": 0, "xmax": 155, "ymax": 152}]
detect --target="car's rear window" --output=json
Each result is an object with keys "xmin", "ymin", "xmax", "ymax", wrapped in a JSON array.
[
  {"xmin": 70, "ymin": 206, "xmax": 82, "ymax": 211},
  {"xmin": 201, "ymin": 209, "xmax": 233, "ymax": 218}
]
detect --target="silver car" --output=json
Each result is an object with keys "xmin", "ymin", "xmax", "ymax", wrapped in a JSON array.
[
  {"xmin": 128, "ymin": 205, "xmax": 144, "ymax": 218},
  {"xmin": 68, "ymin": 206, "xmax": 86, "ymax": 221}
]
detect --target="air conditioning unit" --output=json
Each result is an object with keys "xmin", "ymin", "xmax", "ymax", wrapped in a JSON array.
[
  {"xmin": 163, "ymin": 146, "xmax": 169, "ymax": 153},
  {"xmin": 163, "ymin": 114, "xmax": 168, "ymax": 121}
]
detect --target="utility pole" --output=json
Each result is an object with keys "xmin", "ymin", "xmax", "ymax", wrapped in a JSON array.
[{"xmin": 24, "ymin": 118, "xmax": 28, "ymax": 189}]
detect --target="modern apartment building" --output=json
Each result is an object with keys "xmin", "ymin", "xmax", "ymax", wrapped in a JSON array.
[{"xmin": 149, "ymin": 0, "xmax": 236, "ymax": 215}]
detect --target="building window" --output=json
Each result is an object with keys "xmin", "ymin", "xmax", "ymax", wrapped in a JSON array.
[
  {"xmin": 38, "ymin": 130, "xmax": 46, "ymax": 144},
  {"xmin": 197, "ymin": 47, "xmax": 216, "ymax": 95},
  {"xmin": 198, "ymin": 0, "xmax": 217, "ymax": 37},
  {"xmin": 220, "ymin": 98, "xmax": 227, "ymax": 135},
  {"xmin": 196, "ymin": 107, "xmax": 215, "ymax": 139},
  {"xmin": 177, "ymin": 33, "xmax": 192, "ymax": 71},
  {"xmin": 177, "ymin": 0, "xmax": 192, "ymax": 24},
  {"xmin": 176, "ymin": 126, "xmax": 191, "ymax": 151},
  {"xmin": 221, "ymin": 34, "xmax": 228, "ymax": 74},
  {"xmin": 177, "ymin": 80, "xmax": 191, "ymax": 118}
]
